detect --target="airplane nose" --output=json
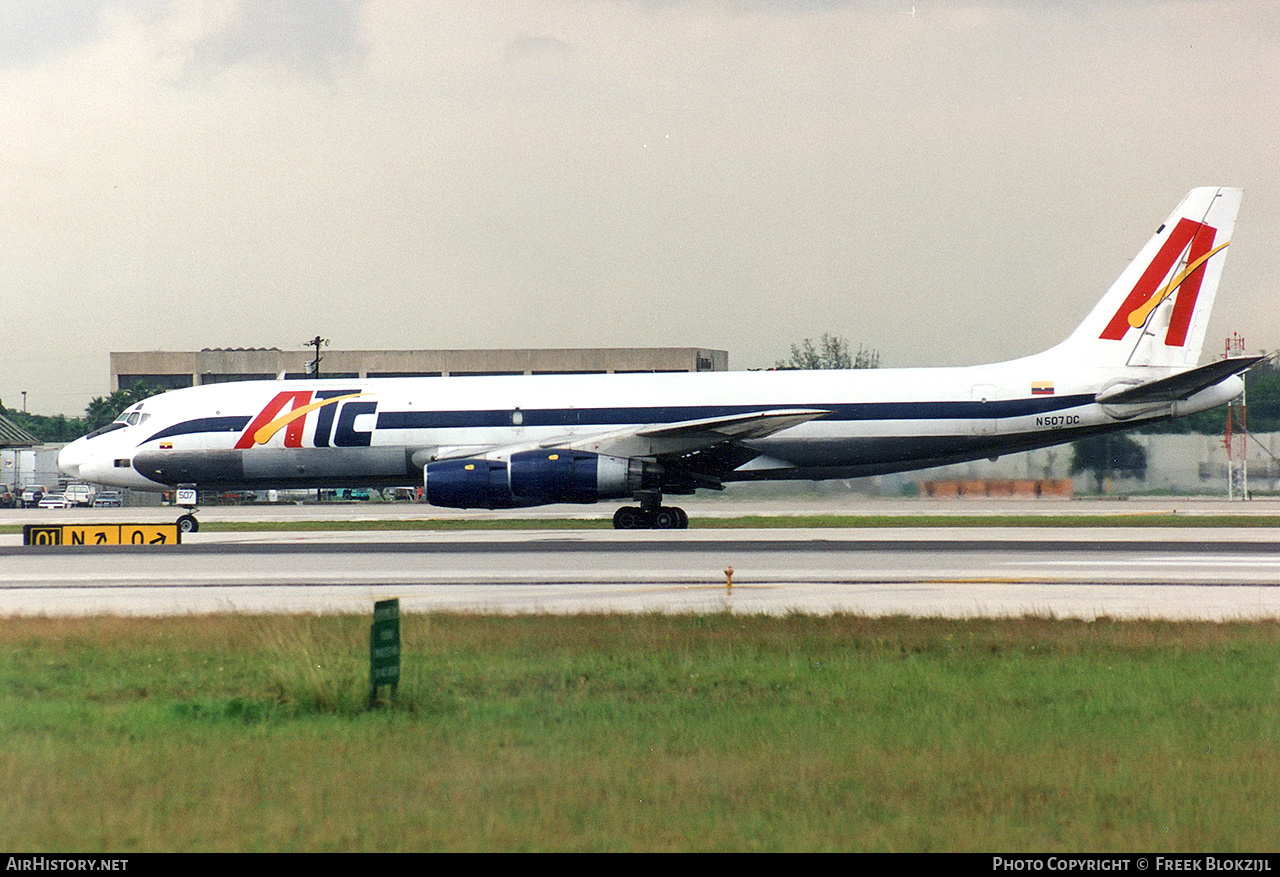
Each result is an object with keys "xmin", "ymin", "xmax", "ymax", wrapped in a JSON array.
[{"xmin": 57, "ymin": 441, "xmax": 83, "ymax": 480}]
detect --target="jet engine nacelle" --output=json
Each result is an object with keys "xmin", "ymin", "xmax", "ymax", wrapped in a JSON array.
[{"xmin": 423, "ymin": 450, "xmax": 641, "ymax": 509}]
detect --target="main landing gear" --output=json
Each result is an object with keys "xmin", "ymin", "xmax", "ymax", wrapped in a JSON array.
[
  {"xmin": 612, "ymin": 492, "xmax": 689, "ymax": 530},
  {"xmin": 612, "ymin": 505, "xmax": 689, "ymax": 529}
]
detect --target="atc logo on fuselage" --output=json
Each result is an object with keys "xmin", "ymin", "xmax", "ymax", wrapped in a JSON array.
[{"xmin": 235, "ymin": 390, "xmax": 376, "ymax": 449}]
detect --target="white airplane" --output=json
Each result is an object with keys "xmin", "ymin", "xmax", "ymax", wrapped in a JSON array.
[{"xmin": 59, "ymin": 187, "xmax": 1260, "ymax": 532}]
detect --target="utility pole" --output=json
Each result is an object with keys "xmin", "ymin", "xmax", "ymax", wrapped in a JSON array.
[
  {"xmin": 304, "ymin": 336, "xmax": 330, "ymax": 504},
  {"xmin": 305, "ymin": 336, "xmax": 328, "ymax": 380}
]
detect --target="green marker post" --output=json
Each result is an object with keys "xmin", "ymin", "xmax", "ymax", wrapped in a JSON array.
[{"xmin": 369, "ymin": 598, "xmax": 401, "ymax": 708}]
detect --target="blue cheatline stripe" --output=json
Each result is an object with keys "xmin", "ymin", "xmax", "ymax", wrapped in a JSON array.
[
  {"xmin": 136, "ymin": 394, "xmax": 1095, "ymax": 443},
  {"xmin": 141, "ymin": 416, "xmax": 252, "ymax": 444},
  {"xmin": 374, "ymin": 395, "xmax": 1095, "ymax": 430}
]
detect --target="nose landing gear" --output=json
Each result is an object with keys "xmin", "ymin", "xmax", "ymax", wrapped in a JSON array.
[{"xmin": 175, "ymin": 483, "xmax": 200, "ymax": 534}]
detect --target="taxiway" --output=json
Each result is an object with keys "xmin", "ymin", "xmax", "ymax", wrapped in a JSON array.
[{"xmin": 3, "ymin": 498, "xmax": 1280, "ymax": 618}]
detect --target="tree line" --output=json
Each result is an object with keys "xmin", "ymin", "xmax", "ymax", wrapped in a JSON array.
[{"xmin": 1, "ymin": 383, "xmax": 159, "ymax": 444}]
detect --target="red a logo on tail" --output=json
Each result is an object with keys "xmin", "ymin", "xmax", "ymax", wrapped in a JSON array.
[{"xmin": 1099, "ymin": 218, "xmax": 1227, "ymax": 347}]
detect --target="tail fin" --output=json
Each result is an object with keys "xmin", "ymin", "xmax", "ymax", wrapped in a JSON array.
[{"xmin": 1052, "ymin": 187, "xmax": 1242, "ymax": 369}]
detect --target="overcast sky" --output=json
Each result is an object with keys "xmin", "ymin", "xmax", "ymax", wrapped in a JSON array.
[{"xmin": 2, "ymin": 0, "xmax": 1278, "ymax": 416}]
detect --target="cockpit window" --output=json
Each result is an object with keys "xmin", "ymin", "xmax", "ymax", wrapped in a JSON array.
[
  {"xmin": 84, "ymin": 422, "xmax": 129, "ymax": 440},
  {"xmin": 110, "ymin": 411, "xmax": 151, "ymax": 427}
]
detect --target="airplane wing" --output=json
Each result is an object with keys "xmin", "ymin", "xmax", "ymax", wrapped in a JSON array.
[
  {"xmin": 423, "ymin": 408, "xmax": 829, "ymax": 502},
  {"xmin": 1096, "ymin": 355, "xmax": 1267, "ymax": 405},
  {"xmin": 430, "ymin": 408, "xmax": 828, "ymax": 464},
  {"xmin": 549, "ymin": 408, "xmax": 829, "ymax": 459}
]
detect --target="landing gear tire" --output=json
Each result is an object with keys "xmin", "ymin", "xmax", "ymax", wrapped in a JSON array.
[
  {"xmin": 613, "ymin": 506, "xmax": 643, "ymax": 530},
  {"xmin": 176, "ymin": 514, "xmax": 199, "ymax": 534},
  {"xmin": 612, "ymin": 505, "xmax": 688, "ymax": 530}
]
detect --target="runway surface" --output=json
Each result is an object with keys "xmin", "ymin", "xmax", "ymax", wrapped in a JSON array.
[{"xmin": 5, "ymin": 500, "xmax": 1280, "ymax": 618}]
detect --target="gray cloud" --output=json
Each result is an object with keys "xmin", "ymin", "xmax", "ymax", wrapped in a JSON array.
[
  {"xmin": 0, "ymin": 1, "xmax": 107, "ymax": 68},
  {"xmin": 0, "ymin": 1, "xmax": 365, "ymax": 76},
  {"xmin": 504, "ymin": 33, "xmax": 580, "ymax": 62},
  {"xmin": 189, "ymin": 0, "xmax": 365, "ymax": 77}
]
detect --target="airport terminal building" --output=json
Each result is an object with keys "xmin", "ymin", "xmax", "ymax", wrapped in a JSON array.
[{"xmin": 111, "ymin": 347, "xmax": 729, "ymax": 391}]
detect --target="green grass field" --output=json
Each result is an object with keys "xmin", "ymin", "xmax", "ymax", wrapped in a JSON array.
[{"xmin": 2, "ymin": 613, "xmax": 1278, "ymax": 852}]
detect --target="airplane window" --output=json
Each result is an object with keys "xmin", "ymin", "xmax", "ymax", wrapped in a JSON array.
[{"xmin": 126, "ymin": 413, "xmax": 141, "ymax": 425}]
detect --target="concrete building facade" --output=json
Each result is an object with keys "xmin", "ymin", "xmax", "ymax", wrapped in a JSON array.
[{"xmin": 112, "ymin": 347, "xmax": 729, "ymax": 391}]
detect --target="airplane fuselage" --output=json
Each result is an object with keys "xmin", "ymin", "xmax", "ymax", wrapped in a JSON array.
[{"xmin": 58, "ymin": 354, "xmax": 1241, "ymax": 496}]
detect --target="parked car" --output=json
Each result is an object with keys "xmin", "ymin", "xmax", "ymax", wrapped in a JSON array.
[
  {"xmin": 20, "ymin": 485, "xmax": 45, "ymax": 508},
  {"xmin": 0, "ymin": 485, "xmax": 14, "ymax": 509},
  {"xmin": 93, "ymin": 491, "xmax": 122, "ymax": 508},
  {"xmin": 63, "ymin": 484, "xmax": 95, "ymax": 507},
  {"xmin": 38, "ymin": 494, "xmax": 72, "ymax": 509}
]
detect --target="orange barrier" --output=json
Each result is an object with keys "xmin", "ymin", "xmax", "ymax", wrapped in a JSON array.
[{"xmin": 920, "ymin": 479, "xmax": 1073, "ymax": 499}]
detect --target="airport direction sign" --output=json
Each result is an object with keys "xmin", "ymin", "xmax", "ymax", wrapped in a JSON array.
[
  {"xmin": 119, "ymin": 524, "xmax": 181, "ymax": 545},
  {"xmin": 64, "ymin": 524, "xmax": 122, "ymax": 546},
  {"xmin": 23, "ymin": 523, "xmax": 182, "ymax": 546},
  {"xmin": 22, "ymin": 525, "xmax": 63, "ymax": 545}
]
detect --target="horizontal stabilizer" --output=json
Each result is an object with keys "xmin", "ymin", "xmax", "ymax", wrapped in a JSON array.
[{"xmin": 1095, "ymin": 355, "xmax": 1267, "ymax": 405}]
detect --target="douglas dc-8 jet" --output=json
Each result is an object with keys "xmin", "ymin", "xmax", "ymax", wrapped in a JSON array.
[{"xmin": 60, "ymin": 187, "xmax": 1261, "ymax": 532}]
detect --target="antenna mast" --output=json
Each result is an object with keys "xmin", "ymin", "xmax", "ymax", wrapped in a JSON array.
[
  {"xmin": 1224, "ymin": 333, "xmax": 1248, "ymax": 500},
  {"xmin": 305, "ymin": 336, "xmax": 329, "ymax": 380}
]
